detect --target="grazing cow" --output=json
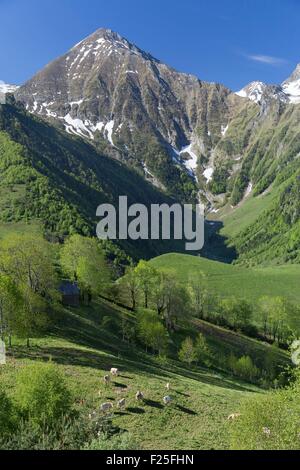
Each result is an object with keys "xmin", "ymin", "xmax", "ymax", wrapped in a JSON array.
[
  {"xmin": 165, "ymin": 383, "xmax": 170, "ymax": 391},
  {"xmin": 118, "ymin": 398, "xmax": 126, "ymax": 409},
  {"xmin": 262, "ymin": 427, "xmax": 271, "ymax": 437},
  {"xmin": 88, "ymin": 411, "xmax": 97, "ymax": 420},
  {"xmin": 163, "ymin": 395, "xmax": 172, "ymax": 406},
  {"xmin": 227, "ymin": 413, "xmax": 241, "ymax": 421},
  {"xmin": 103, "ymin": 375, "xmax": 111, "ymax": 386},
  {"xmin": 110, "ymin": 368, "xmax": 119, "ymax": 377},
  {"xmin": 135, "ymin": 391, "xmax": 144, "ymax": 402},
  {"xmin": 100, "ymin": 402, "xmax": 113, "ymax": 413}
]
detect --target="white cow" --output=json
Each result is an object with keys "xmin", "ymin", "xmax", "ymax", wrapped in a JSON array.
[
  {"xmin": 135, "ymin": 391, "xmax": 144, "ymax": 402},
  {"xmin": 100, "ymin": 402, "xmax": 113, "ymax": 413},
  {"xmin": 110, "ymin": 368, "xmax": 119, "ymax": 377},
  {"xmin": 163, "ymin": 395, "xmax": 172, "ymax": 406},
  {"xmin": 88, "ymin": 411, "xmax": 97, "ymax": 420},
  {"xmin": 103, "ymin": 375, "xmax": 111, "ymax": 386},
  {"xmin": 227, "ymin": 413, "xmax": 241, "ymax": 421},
  {"xmin": 118, "ymin": 398, "xmax": 126, "ymax": 409}
]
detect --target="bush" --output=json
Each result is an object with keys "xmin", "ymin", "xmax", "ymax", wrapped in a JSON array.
[
  {"xmin": 178, "ymin": 337, "xmax": 197, "ymax": 365},
  {"xmin": 0, "ymin": 411, "xmax": 115, "ymax": 450},
  {"xmin": 15, "ymin": 362, "xmax": 72, "ymax": 428},
  {"xmin": 228, "ymin": 354, "xmax": 260, "ymax": 383},
  {"xmin": 195, "ymin": 333, "xmax": 211, "ymax": 366},
  {"xmin": 83, "ymin": 432, "xmax": 140, "ymax": 450},
  {"xmin": 137, "ymin": 309, "xmax": 168, "ymax": 355},
  {"xmin": 0, "ymin": 387, "xmax": 17, "ymax": 438},
  {"xmin": 230, "ymin": 374, "xmax": 300, "ymax": 449}
]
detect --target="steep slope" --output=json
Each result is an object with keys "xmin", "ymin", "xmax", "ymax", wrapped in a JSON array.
[
  {"xmin": 12, "ymin": 29, "xmax": 300, "ymax": 265},
  {"xmin": 0, "ymin": 99, "xmax": 186, "ymax": 259},
  {"xmin": 228, "ymin": 172, "xmax": 300, "ymax": 265},
  {"xmin": 15, "ymin": 29, "xmax": 300, "ymax": 210},
  {"xmin": 15, "ymin": 28, "xmax": 246, "ymax": 202}
]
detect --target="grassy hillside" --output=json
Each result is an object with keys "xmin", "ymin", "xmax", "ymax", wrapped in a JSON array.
[
  {"xmin": 150, "ymin": 253, "xmax": 300, "ymax": 330},
  {"xmin": 214, "ymin": 187, "xmax": 279, "ymax": 238},
  {"xmin": 205, "ymin": 103, "xmax": 300, "ymax": 266},
  {"xmin": 1, "ymin": 297, "xmax": 279, "ymax": 450}
]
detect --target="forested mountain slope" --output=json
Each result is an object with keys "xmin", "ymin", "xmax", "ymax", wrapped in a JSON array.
[{"xmin": 0, "ymin": 99, "xmax": 185, "ymax": 259}]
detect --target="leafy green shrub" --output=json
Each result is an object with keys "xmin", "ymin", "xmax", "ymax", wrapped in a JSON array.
[
  {"xmin": 137, "ymin": 309, "xmax": 169, "ymax": 355},
  {"xmin": 228, "ymin": 354, "xmax": 260, "ymax": 383},
  {"xmin": 178, "ymin": 337, "xmax": 197, "ymax": 365},
  {"xmin": 83, "ymin": 432, "xmax": 140, "ymax": 450},
  {"xmin": 230, "ymin": 373, "xmax": 300, "ymax": 449},
  {"xmin": 15, "ymin": 362, "xmax": 72, "ymax": 427},
  {"xmin": 195, "ymin": 333, "xmax": 211, "ymax": 366},
  {"xmin": 0, "ymin": 411, "xmax": 115, "ymax": 450}
]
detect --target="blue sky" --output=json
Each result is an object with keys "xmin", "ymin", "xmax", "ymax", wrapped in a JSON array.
[{"xmin": 0, "ymin": 0, "xmax": 299, "ymax": 90}]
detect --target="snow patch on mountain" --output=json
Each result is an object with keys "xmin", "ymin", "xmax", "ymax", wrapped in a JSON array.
[
  {"xmin": 0, "ymin": 81, "xmax": 19, "ymax": 94},
  {"xmin": 244, "ymin": 182, "xmax": 253, "ymax": 198},
  {"xmin": 104, "ymin": 120, "xmax": 115, "ymax": 146},
  {"xmin": 203, "ymin": 167, "xmax": 214, "ymax": 183},
  {"xmin": 282, "ymin": 79, "xmax": 300, "ymax": 104},
  {"xmin": 221, "ymin": 124, "xmax": 229, "ymax": 136},
  {"xmin": 236, "ymin": 81, "xmax": 265, "ymax": 104},
  {"xmin": 64, "ymin": 114, "xmax": 94, "ymax": 139},
  {"xmin": 180, "ymin": 144, "xmax": 198, "ymax": 173}
]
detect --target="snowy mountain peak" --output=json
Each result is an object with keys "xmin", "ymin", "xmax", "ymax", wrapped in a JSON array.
[
  {"xmin": 70, "ymin": 27, "xmax": 156, "ymax": 63},
  {"xmin": 283, "ymin": 63, "xmax": 300, "ymax": 84},
  {"xmin": 281, "ymin": 64, "xmax": 300, "ymax": 104},
  {"xmin": 236, "ymin": 81, "xmax": 267, "ymax": 104},
  {"xmin": 236, "ymin": 65, "xmax": 300, "ymax": 106}
]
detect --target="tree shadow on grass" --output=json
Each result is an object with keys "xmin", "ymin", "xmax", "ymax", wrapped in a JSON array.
[
  {"xmin": 10, "ymin": 346, "xmax": 114, "ymax": 371},
  {"xmin": 175, "ymin": 405, "xmax": 197, "ymax": 416},
  {"xmin": 9, "ymin": 344, "xmax": 258, "ymax": 395},
  {"xmin": 144, "ymin": 399, "xmax": 164, "ymax": 409},
  {"xmin": 46, "ymin": 304, "xmax": 260, "ymax": 394},
  {"xmin": 127, "ymin": 407, "xmax": 145, "ymax": 414},
  {"xmin": 201, "ymin": 220, "xmax": 237, "ymax": 264}
]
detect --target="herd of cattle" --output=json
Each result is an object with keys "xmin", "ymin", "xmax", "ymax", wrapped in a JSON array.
[
  {"xmin": 95, "ymin": 368, "xmax": 241, "ymax": 421},
  {"xmin": 98, "ymin": 368, "xmax": 172, "ymax": 413}
]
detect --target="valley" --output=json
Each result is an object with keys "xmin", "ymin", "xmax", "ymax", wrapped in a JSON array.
[{"xmin": 0, "ymin": 21, "xmax": 300, "ymax": 452}]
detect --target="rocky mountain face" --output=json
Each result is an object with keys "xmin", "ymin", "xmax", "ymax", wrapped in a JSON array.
[
  {"xmin": 14, "ymin": 29, "xmax": 300, "ymax": 252},
  {"xmin": 15, "ymin": 28, "xmax": 248, "ymax": 203}
]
